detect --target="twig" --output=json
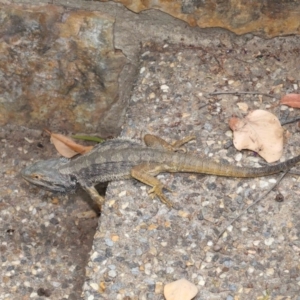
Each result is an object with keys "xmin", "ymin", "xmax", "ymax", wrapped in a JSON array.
[
  {"xmin": 217, "ymin": 170, "xmax": 289, "ymax": 240},
  {"xmin": 208, "ymin": 91, "xmax": 276, "ymax": 99},
  {"xmin": 280, "ymin": 116, "xmax": 300, "ymax": 126}
]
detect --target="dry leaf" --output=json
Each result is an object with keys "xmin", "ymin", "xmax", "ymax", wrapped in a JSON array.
[
  {"xmin": 45, "ymin": 129, "xmax": 93, "ymax": 158},
  {"xmin": 280, "ymin": 93, "xmax": 300, "ymax": 108},
  {"xmin": 164, "ymin": 278, "xmax": 198, "ymax": 300},
  {"xmin": 229, "ymin": 110, "xmax": 284, "ymax": 163}
]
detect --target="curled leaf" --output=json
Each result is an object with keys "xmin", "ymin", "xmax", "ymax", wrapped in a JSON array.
[
  {"xmin": 229, "ymin": 110, "xmax": 284, "ymax": 163},
  {"xmin": 45, "ymin": 129, "xmax": 94, "ymax": 158},
  {"xmin": 280, "ymin": 93, "xmax": 300, "ymax": 108}
]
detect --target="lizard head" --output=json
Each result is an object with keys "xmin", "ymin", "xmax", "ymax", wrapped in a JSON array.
[{"xmin": 21, "ymin": 158, "xmax": 77, "ymax": 193}]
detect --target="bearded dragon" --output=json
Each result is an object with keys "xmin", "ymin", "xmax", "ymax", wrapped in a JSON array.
[{"xmin": 21, "ymin": 134, "xmax": 300, "ymax": 209}]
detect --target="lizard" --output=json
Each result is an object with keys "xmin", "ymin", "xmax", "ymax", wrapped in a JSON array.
[{"xmin": 21, "ymin": 134, "xmax": 300, "ymax": 210}]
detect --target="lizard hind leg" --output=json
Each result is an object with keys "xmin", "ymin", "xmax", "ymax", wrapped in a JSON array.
[
  {"xmin": 144, "ymin": 134, "xmax": 195, "ymax": 153},
  {"xmin": 131, "ymin": 163, "xmax": 173, "ymax": 207}
]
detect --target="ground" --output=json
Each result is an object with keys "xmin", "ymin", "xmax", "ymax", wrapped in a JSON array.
[{"xmin": 1, "ymin": 32, "xmax": 300, "ymax": 299}]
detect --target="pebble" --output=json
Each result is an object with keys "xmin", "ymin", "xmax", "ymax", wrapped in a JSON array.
[
  {"xmin": 259, "ymin": 180, "xmax": 269, "ymax": 188},
  {"xmin": 89, "ymin": 283, "xmax": 99, "ymax": 291},
  {"xmin": 105, "ymin": 238, "xmax": 114, "ymax": 247},
  {"xmin": 108, "ymin": 270, "xmax": 117, "ymax": 277},
  {"xmin": 166, "ymin": 267, "xmax": 174, "ymax": 274},
  {"xmin": 164, "ymin": 278, "xmax": 198, "ymax": 300},
  {"xmin": 118, "ymin": 191, "xmax": 127, "ymax": 197},
  {"xmin": 149, "ymin": 92, "xmax": 156, "ymax": 99},
  {"xmin": 266, "ymin": 268, "xmax": 274, "ymax": 276},
  {"xmin": 204, "ymin": 122, "xmax": 213, "ymax": 131},
  {"xmin": 264, "ymin": 237, "xmax": 275, "ymax": 246},
  {"xmin": 160, "ymin": 84, "xmax": 169, "ymax": 92},
  {"xmin": 225, "ymin": 130, "xmax": 233, "ymax": 137},
  {"xmin": 235, "ymin": 153, "xmax": 243, "ymax": 162}
]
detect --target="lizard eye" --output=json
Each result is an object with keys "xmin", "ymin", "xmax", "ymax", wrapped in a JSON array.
[{"xmin": 32, "ymin": 174, "xmax": 41, "ymax": 179}]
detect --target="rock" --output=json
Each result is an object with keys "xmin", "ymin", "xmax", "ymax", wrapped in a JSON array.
[
  {"xmin": 164, "ymin": 278, "xmax": 198, "ymax": 300},
  {"xmin": 0, "ymin": 4, "xmax": 137, "ymax": 136},
  {"xmin": 113, "ymin": 0, "xmax": 300, "ymax": 38}
]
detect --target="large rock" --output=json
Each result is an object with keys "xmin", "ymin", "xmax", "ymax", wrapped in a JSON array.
[
  {"xmin": 109, "ymin": 0, "xmax": 300, "ymax": 38},
  {"xmin": 0, "ymin": 4, "xmax": 136, "ymax": 136}
]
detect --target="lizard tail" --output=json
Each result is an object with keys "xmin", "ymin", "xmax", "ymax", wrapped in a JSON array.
[{"xmin": 176, "ymin": 153, "xmax": 300, "ymax": 178}]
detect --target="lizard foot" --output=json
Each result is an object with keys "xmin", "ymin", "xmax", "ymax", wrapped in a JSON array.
[
  {"xmin": 144, "ymin": 134, "xmax": 195, "ymax": 153},
  {"xmin": 171, "ymin": 135, "xmax": 196, "ymax": 153},
  {"xmin": 148, "ymin": 184, "xmax": 173, "ymax": 207}
]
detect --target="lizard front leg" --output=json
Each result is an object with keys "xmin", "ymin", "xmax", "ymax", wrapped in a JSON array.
[
  {"xmin": 144, "ymin": 134, "xmax": 195, "ymax": 152},
  {"xmin": 131, "ymin": 163, "xmax": 173, "ymax": 207},
  {"xmin": 82, "ymin": 185, "xmax": 105, "ymax": 210}
]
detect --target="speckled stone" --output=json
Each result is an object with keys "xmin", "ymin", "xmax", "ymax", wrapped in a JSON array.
[{"xmin": 83, "ymin": 36, "xmax": 300, "ymax": 299}]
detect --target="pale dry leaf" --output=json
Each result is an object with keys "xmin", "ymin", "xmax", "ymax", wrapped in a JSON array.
[
  {"xmin": 45, "ymin": 129, "xmax": 94, "ymax": 158},
  {"xmin": 228, "ymin": 110, "xmax": 284, "ymax": 163},
  {"xmin": 280, "ymin": 93, "xmax": 300, "ymax": 108},
  {"xmin": 164, "ymin": 278, "xmax": 198, "ymax": 300}
]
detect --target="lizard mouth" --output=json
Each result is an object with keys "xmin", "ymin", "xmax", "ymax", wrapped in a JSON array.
[
  {"xmin": 21, "ymin": 173, "xmax": 68, "ymax": 193},
  {"xmin": 21, "ymin": 158, "xmax": 73, "ymax": 193}
]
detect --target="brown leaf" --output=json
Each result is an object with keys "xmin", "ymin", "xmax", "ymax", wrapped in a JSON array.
[
  {"xmin": 45, "ymin": 129, "xmax": 94, "ymax": 158},
  {"xmin": 280, "ymin": 93, "xmax": 300, "ymax": 108},
  {"xmin": 229, "ymin": 110, "xmax": 284, "ymax": 163}
]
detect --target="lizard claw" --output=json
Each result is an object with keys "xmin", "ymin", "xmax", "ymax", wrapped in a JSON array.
[{"xmin": 148, "ymin": 184, "xmax": 173, "ymax": 207}]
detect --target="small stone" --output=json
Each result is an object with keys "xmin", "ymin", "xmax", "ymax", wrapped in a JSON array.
[
  {"xmin": 155, "ymin": 282, "xmax": 163, "ymax": 294},
  {"xmin": 237, "ymin": 102, "xmax": 248, "ymax": 112},
  {"xmin": 225, "ymin": 131, "xmax": 233, "ymax": 138},
  {"xmin": 213, "ymin": 244, "xmax": 222, "ymax": 252},
  {"xmin": 164, "ymin": 278, "xmax": 198, "ymax": 300},
  {"xmin": 105, "ymin": 238, "xmax": 114, "ymax": 247},
  {"xmin": 111, "ymin": 235, "xmax": 119, "ymax": 242},
  {"xmin": 160, "ymin": 84, "xmax": 169, "ymax": 92},
  {"xmin": 235, "ymin": 153, "xmax": 243, "ymax": 162},
  {"xmin": 108, "ymin": 270, "xmax": 117, "ymax": 277},
  {"xmin": 264, "ymin": 237, "xmax": 275, "ymax": 246},
  {"xmin": 118, "ymin": 191, "xmax": 127, "ymax": 197},
  {"xmin": 90, "ymin": 283, "xmax": 99, "ymax": 291},
  {"xmin": 227, "ymin": 225, "xmax": 233, "ymax": 232},
  {"xmin": 178, "ymin": 210, "xmax": 189, "ymax": 218},
  {"xmin": 259, "ymin": 180, "xmax": 269, "ymax": 188},
  {"xmin": 207, "ymin": 240, "xmax": 213, "ymax": 246},
  {"xmin": 266, "ymin": 268, "xmax": 274, "ymax": 276},
  {"xmin": 149, "ymin": 92, "xmax": 156, "ymax": 99}
]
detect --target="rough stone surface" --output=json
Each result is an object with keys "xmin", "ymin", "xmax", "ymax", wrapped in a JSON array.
[
  {"xmin": 108, "ymin": 0, "xmax": 300, "ymax": 38},
  {"xmin": 0, "ymin": 4, "xmax": 134, "ymax": 137},
  {"xmin": 83, "ymin": 36, "xmax": 300, "ymax": 299},
  {"xmin": 1, "ymin": 1, "xmax": 300, "ymax": 299},
  {"xmin": 0, "ymin": 125, "xmax": 99, "ymax": 299}
]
